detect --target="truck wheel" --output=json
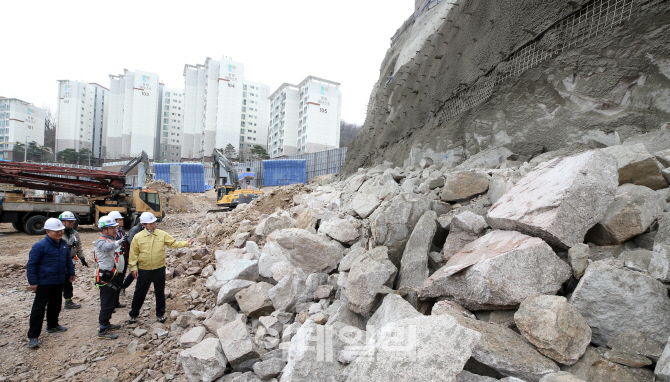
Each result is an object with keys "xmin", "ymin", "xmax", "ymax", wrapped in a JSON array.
[
  {"xmin": 24, "ymin": 215, "xmax": 47, "ymax": 235},
  {"xmin": 12, "ymin": 222, "xmax": 25, "ymax": 232}
]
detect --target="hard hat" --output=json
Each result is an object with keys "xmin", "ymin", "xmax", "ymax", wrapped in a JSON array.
[
  {"xmin": 44, "ymin": 218, "xmax": 66, "ymax": 231},
  {"xmin": 59, "ymin": 211, "xmax": 76, "ymax": 221},
  {"xmin": 108, "ymin": 211, "xmax": 123, "ymax": 220},
  {"xmin": 139, "ymin": 212, "xmax": 157, "ymax": 224},
  {"xmin": 98, "ymin": 216, "xmax": 119, "ymax": 229}
]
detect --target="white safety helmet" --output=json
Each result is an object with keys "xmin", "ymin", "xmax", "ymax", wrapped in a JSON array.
[
  {"xmin": 98, "ymin": 216, "xmax": 119, "ymax": 229},
  {"xmin": 59, "ymin": 211, "xmax": 76, "ymax": 221},
  {"xmin": 44, "ymin": 218, "xmax": 66, "ymax": 231},
  {"xmin": 108, "ymin": 211, "xmax": 123, "ymax": 221},
  {"xmin": 139, "ymin": 212, "xmax": 157, "ymax": 224}
]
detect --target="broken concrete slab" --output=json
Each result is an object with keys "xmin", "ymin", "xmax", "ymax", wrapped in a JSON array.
[
  {"xmin": 514, "ymin": 295, "xmax": 591, "ymax": 366},
  {"xmin": 420, "ymin": 230, "xmax": 571, "ymax": 310},
  {"xmin": 487, "ymin": 150, "xmax": 618, "ymax": 249},
  {"xmin": 570, "ymin": 259, "xmax": 670, "ymax": 346},
  {"xmin": 585, "ymin": 184, "xmax": 665, "ymax": 245}
]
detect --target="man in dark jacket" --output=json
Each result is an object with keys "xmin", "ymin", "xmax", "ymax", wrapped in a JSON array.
[{"xmin": 26, "ymin": 218, "xmax": 76, "ymax": 348}]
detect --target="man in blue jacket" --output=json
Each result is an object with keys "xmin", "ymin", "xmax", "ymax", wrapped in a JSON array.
[{"xmin": 26, "ymin": 218, "xmax": 76, "ymax": 348}]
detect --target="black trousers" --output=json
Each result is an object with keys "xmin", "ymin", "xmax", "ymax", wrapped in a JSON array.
[
  {"xmin": 122, "ymin": 272, "xmax": 136, "ymax": 289},
  {"xmin": 28, "ymin": 284, "xmax": 63, "ymax": 339},
  {"xmin": 63, "ymin": 278, "xmax": 73, "ymax": 300},
  {"xmin": 129, "ymin": 267, "xmax": 166, "ymax": 318},
  {"xmin": 99, "ymin": 275, "xmax": 122, "ymax": 327}
]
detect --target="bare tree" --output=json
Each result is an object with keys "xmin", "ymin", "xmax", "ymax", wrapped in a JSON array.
[{"xmin": 43, "ymin": 106, "xmax": 56, "ymax": 155}]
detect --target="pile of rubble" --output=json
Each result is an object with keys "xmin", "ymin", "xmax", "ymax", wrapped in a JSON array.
[{"xmin": 165, "ymin": 130, "xmax": 670, "ymax": 382}]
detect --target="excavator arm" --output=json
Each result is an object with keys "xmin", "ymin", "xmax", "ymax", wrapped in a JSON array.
[
  {"xmin": 120, "ymin": 151, "xmax": 149, "ymax": 176},
  {"xmin": 212, "ymin": 149, "xmax": 239, "ymax": 188}
]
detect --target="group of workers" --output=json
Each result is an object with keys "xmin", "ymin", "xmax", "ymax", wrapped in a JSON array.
[{"xmin": 25, "ymin": 211, "xmax": 194, "ymax": 348}]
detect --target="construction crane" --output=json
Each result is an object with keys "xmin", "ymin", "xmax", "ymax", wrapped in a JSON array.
[
  {"xmin": 0, "ymin": 159, "xmax": 162, "ymax": 235},
  {"xmin": 210, "ymin": 148, "xmax": 262, "ymax": 212}
]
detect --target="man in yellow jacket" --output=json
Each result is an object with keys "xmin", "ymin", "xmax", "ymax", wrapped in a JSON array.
[{"xmin": 127, "ymin": 212, "xmax": 194, "ymax": 324}]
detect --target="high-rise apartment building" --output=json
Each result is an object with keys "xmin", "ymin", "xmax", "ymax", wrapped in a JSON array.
[
  {"xmin": 106, "ymin": 69, "xmax": 161, "ymax": 160},
  {"xmin": 0, "ymin": 97, "xmax": 46, "ymax": 161},
  {"xmin": 157, "ymin": 88, "xmax": 184, "ymax": 162},
  {"xmin": 56, "ymin": 81, "xmax": 109, "ymax": 159},
  {"xmin": 268, "ymin": 76, "xmax": 341, "ymax": 158},
  {"xmin": 183, "ymin": 57, "xmax": 270, "ymax": 160}
]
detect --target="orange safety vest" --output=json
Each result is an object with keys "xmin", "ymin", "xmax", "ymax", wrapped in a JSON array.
[{"xmin": 94, "ymin": 237, "xmax": 119, "ymax": 285}]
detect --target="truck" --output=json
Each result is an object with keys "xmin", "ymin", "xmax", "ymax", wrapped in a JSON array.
[
  {"xmin": 0, "ymin": 151, "xmax": 162, "ymax": 235},
  {"xmin": 210, "ymin": 148, "xmax": 263, "ymax": 212}
]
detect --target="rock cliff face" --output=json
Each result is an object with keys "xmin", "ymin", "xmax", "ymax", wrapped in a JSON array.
[{"xmin": 343, "ymin": 0, "xmax": 670, "ymax": 175}]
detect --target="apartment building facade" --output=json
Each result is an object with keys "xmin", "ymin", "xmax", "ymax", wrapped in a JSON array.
[
  {"xmin": 182, "ymin": 57, "xmax": 270, "ymax": 160},
  {"xmin": 56, "ymin": 80, "xmax": 109, "ymax": 159},
  {"xmin": 157, "ymin": 88, "xmax": 184, "ymax": 162},
  {"xmin": 106, "ymin": 69, "xmax": 161, "ymax": 160},
  {"xmin": 268, "ymin": 76, "xmax": 341, "ymax": 158},
  {"xmin": 0, "ymin": 98, "xmax": 46, "ymax": 161}
]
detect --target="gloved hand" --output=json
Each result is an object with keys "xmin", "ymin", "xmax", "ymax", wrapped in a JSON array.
[{"xmin": 81, "ymin": 258, "xmax": 89, "ymax": 267}]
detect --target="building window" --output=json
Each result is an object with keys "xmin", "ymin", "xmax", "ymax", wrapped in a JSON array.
[
  {"xmin": 243, "ymin": 84, "xmax": 247, "ymax": 90},
  {"xmin": 165, "ymin": 99, "xmax": 170, "ymax": 104},
  {"xmin": 241, "ymin": 114, "xmax": 245, "ymax": 120},
  {"xmin": 164, "ymin": 112, "xmax": 169, "ymax": 117},
  {"xmin": 163, "ymin": 132, "xmax": 168, "ymax": 137},
  {"xmin": 164, "ymin": 105, "xmax": 169, "ymax": 110},
  {"xmin": 240, "ymin": 129, "xmax": 245, "ymax": 134},
  {"xmin": 165, "ymin": 92, "xmax": 170, "ymax": 97},
  {"xmin": 241, "ymin": 121, "xmax": 245, "ymax": 127}
]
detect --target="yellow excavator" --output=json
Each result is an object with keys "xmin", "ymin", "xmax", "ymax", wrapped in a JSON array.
[{"xmin": 209, "ymin": 148, "xmax": 263, "ymax": 212}]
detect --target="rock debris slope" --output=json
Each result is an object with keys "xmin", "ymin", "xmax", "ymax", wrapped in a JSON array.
[{"xmin": 166, "ymin": 130, "xmax": 670, "ymax": 382}]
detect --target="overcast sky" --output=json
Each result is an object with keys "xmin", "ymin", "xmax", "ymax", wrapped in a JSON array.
[{"xmin": 0, "ymin": 0, "xmax": 412, "ymax": 126}]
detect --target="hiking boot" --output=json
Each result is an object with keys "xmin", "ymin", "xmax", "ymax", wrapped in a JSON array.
[
  {"xmin": 119, "ymin": 288, "xmax": 125, "ymax": 297},
  {"xmin": 64, "ymin": 300, "xmax": 81, "ymax": 309},
  {"xmin": 157, "ymin": 316, "xmax": 167, "ymax": 324},
  {"xmin": 115, "ymin": 302, "xmax": 127, "ymax": 308},
  {"xmin": 127, "ymin": 315, "xmax": 137, "ymax": 324},
  {"xmin": 98, "ymin": 329, "xmax": 118, "ymax": 340},
  {"xmin": 107, "ymin": 324, "xmax": 122, "ymax": 331},
  {"xmin": 46, "ymin": 325, "xmax": 67, "ymax": 333},
  {"xmin": 28, "ymin": 338, "xmax": 39, "ymax": 348}
]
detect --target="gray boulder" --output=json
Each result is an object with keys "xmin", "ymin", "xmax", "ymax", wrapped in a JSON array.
[
  {"xmin": 487, "ymin": 150, "xmax": 618, "ymax": 249},
  {"xmin": 457, "ymin": 371, "xmax": 498, "ymax": 381},
  {"xmin": 255, "ymin": 213, "xmax": 296, "ymax": 239},
  {"xmin": 434, "ymin": 310, "xmax": 559, "ymax": 381},
  {"xmin": 345, "ymin": 247, "xmax": 398, "ymax": 316},
  {"xmin": 568, "ymin": 243, "xmax": 589, "ymax": 279},
  {"xmin": 344, "ymin": 173, "xmax": 367, "ymax": 193},
  {"xmin": 253, "ymin": 358, "xmax": 285, "ymax": 380},
  {"xmin": 420, "ymin": 230, "xmax": 571, "ymax": 310},
  {"xmin": 397, "ymin": 210, "xmax": 437, "ymax": 289},
  {"xmin": 179, "ymin": 326, "xmax": 207, "ymax": 348},
  {"xmin": 620, "ymin": 249, "xmax": 653, "ymax": 273},
  {"xmin": 455, "ymin": 147, "xmax": 514, "ymax": 171},
  {"xmin": 607, "ymin": 328, "xmax": 664, "ymax": 361},
  {"xmin": 235, "ymin": 282, "xmax": 275, "ymax": 318},
  {"xmin": 203, "ymin": 303, "xmax": 238, "ymax": 333},
  {"xmin": 656, "ymin": 341, "xmax": 670, "ymax": 382},
  {"xmin": 370, "ymin": 193, "xmax": 438, "ymax": 265},
  {"xmin": 570, "ymin": 259, "xmax": 670, "ymax": 346},
  {"xmin": 538, "ymin": 372, "xmax": 585, "ymax": 382},
  {"xmin": 351, "ymin": 193, "xmax": 381, "ymax": 219},
  {"xmin": 345, "ymin": 315, "xmax": 481, "ymax": 382},
  {"xmin": 280, "ymin": 320, "xmax": 349, "ymax": 382},
  {"xmin": 585, "ymin": 184, "xmax": 665, "ymax": 245},
  {"xmin": 487, "ymin": 174, "xmax": 516, "ymax": 205},
  {"xmin": 338, "ymin": 245, "xmax": 367, "ymax": 272},
  {"xmin": 206, "ymin": 259, "xmax": 259, "ymax": 294},
  {"xmin": 441, "ymin": 171, "xmax": 490, "ymax": 202},
  {"xmin": 514, "ymin": 295, "xmax": 591, "ymax": 366},
  {"xmin": 358, "ymin": 173, "xmax": 401, "ymax": 200},
  {"xmin": 602, "ymin": 143, "xmax": 668, "ymax": 190},
  {"xmin": 325, "ymin": 300, "xmax": 367, "ymax": 331},
  {"xmin": 563, "ymin": 347, "xmax": 647, "ymax": 382},
  {"xmin": 179, "ymin": 337, "xmax": 227, "ymax": 382},
  {"xmin": 268, "ymin": 270, "xmax": 308, "ymax": 313},
  {"xmin": 218, "ymin": 280, "xmax": 256, "ymax": 305},
  {"xmin": 217, "ymin": 319, "xmax": 261, "ymax": 372},
  {"xmin": 318, "ymin": 213, "xmax": 362, "ymax": 245},
  {"xmin": 649, "ymin": 213, "xmax": 670, "ymax": 282},
  {"xmin": 367, "ymin": 294, "xmax": 421, "ymax": 334},
  {"xmin": 274, "ymin": 228, "xmax": 345, "ymax": 274},
  {"xmin": 442, "ymin": 211, "xmax": 488, "ymax": 261}
]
